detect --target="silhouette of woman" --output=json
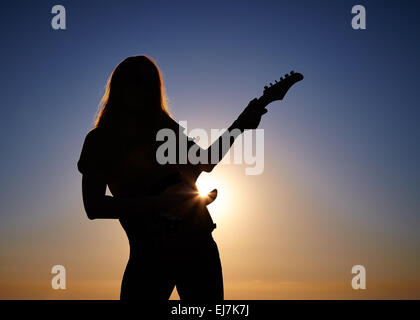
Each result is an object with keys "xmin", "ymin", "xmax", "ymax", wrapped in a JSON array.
[{"xmin": 77, "ymin": 55, "xmax": 267, "ymax": 300}]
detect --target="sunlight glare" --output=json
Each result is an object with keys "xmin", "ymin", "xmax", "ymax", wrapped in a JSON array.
[{"xmin": 195, "ymin": 172, "xmax": 234, "ymax": 221}]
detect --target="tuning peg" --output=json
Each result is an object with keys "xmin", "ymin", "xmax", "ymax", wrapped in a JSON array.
[
  {"xmin": 264, "ymin": 86, "xmax": 268, "ymax": 90},
  {"xmin": 280, "ymin": 77, "xmax": 284, "ymax": 81},
  {"xmin": 270, "ymin": 82, "xmax": 273, "ymax": 86},
  {"xmin": 275, "ymin": 80, "xmax": 278, "ymax": 83},
  {"xmin": 290, "ymin": 70, "xmax": 295, "ymax": 74},
  {"xmin": 285, "ymin": 74, "xmax": 289, "ymax": 78}
]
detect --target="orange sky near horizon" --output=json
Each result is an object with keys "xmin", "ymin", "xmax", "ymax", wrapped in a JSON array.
[{"xmin": 1, "ymin": 160, "xmax": 419, "ymax": 300}]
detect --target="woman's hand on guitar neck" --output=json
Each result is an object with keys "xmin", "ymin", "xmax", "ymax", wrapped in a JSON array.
[{"xmin": 233, "ymin": 98, "xmax": 268, "ymax": 132}]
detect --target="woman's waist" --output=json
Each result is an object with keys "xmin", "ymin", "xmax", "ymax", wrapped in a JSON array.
[
  {"xmin": 121, "ymin": 214, "xmax": 216, "ymax": 238},
  {"xmin": 120, "ymin": 212, "xmax": 216, "ymax": 248}
]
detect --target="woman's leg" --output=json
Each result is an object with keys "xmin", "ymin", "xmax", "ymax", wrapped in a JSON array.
[
  {"xmin": 120, "ymin": 253, "xmax": 175, "ymax": 300},
  {"xmin": 176, "ymin": 237, "xmax": 224, "ymax": 300}
]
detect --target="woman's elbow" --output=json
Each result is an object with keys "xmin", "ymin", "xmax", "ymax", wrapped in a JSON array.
[
  {"xmin": 81, "ymin": 174, "xmax": 108, "ymax": 220},
  {"xmin": 82, "ymin": 199, "xmax": 101, "ymax": 220},
  {"xmin": 84, "ymin": 205, "xmax": 98, "ymax": 220},
  {"xmin": 86, "ymin": 210, "xmax": 98, "ymax": 220}
]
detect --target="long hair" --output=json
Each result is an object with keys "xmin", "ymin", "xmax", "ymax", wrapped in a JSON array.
[{"xmin": 94, "ymin": 55, "xmax": 172, "ymax": 130}]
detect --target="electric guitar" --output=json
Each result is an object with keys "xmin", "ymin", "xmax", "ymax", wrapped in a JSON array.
[{"xmin": 152, "ymin": 71, "xmax": 304, "ymax": 236}]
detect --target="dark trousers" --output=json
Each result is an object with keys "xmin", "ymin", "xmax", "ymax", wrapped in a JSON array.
[{"xmin": 120, "ymin": 232, "xmax": 223, "ymax": 300}]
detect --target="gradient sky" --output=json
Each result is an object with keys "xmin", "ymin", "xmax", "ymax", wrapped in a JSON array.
[{"xmin": 0, "ymin": 0, "xmax": 419, "ymax": 299}]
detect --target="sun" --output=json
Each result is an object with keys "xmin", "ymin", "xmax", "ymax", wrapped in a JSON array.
[
  {"xmin": 197, "ymin": 179, "xmax": 214, "ymax": 197},
  {"xmin": 196, "ymin": 174, "xmax": 219, "ymax": 198},
  {"xmin": 195, "ymin": 171, "xmax": 234, "ymax": 219}
]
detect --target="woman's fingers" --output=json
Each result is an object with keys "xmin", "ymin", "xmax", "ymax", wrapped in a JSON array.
[
  {"xmin": 247, "ymin": 98, "xmax": 262, "ymax": 110},
  {"xmin": 236, "ymin": 98, "xmax": 268, "ymax": 130}
]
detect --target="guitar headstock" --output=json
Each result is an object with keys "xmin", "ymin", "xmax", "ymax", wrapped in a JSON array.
[{"xmin": 262, "ymin": 71, "xmax": 303, "ymax": 104}]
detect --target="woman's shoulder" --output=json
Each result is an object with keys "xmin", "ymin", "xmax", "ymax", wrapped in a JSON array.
[
  {"xmin": 83, "ymin": 126, "xmax": 114, "ymax": 148},
  {"xmin": 161, "ymin": 115, "xmax": 181, "ymax": 131},
  {"xmin": 78, "ymin": 127, "xmax": 113, "ymax": 175},
  {"xmin": 85, "ymin": 126, "xmax": 107, "ymax": 140},
  {"xmin": 162, "ymin": 116, "xmax": 188, "ymax": 139},
  {"xmin": 79, "ymin": 127, "xmax": 113, "ymax": 162}
]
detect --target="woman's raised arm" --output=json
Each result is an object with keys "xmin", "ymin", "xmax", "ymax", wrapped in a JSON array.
[{"xmin": 194, "ymin": 98, "xmax": 268, "ymax": 173}]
